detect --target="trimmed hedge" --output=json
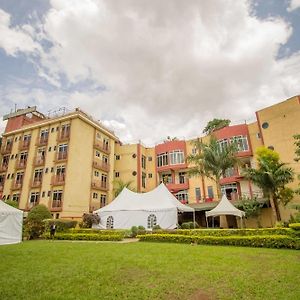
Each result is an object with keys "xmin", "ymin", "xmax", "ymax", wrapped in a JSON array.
[
  {"xmin": 152, "ymin": 228, "xmax": 300, "ymax": 237},
  {"xmin": 138, "ymin": 234, "xmax": 300, "ymax": 249},
  {"xmin": 289, "ymin": 223, "xmax": 300, "ymax": 231},
  {"xmin": 44, "ymin": 233, "xmax": 123, "ymax": 241},
  {"xmin": 68, "ymin": 228, "xmax": 129, "ymax": 237}
]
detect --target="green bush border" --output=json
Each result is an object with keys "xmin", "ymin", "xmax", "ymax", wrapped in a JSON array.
[{"xmin": 44, "ymin": 233, "xmax": 123, "ymax": 241}]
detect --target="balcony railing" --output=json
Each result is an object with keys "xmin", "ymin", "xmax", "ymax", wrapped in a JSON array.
[
  {"xmin": 16, "ymin": 160, "xmax": 27, "ymax": 170},
  {"xmin": 51, "ymin": 200, "xmax": 62, "ymax": 211},
  {"xmin": 33, "ymin": 157, "xmax": 45, "ymax": 167},
  {"xmin": 166, "ymin": 180, "xmax": 189, "ymax": 192},
  {"xmin": 57, "ymin": 132, "xmax": 70, "ymax": 142},
  {"xmin": 36, "ymin": 137, "xmax": 48, "ymax": 146},
  {"xmin": 0, "ymin": 144, "xmax": 13, "ymax": 155},
  {"xmin": 94, "ymin": 142, "xmax": 110, "ymax": 154},
  {"xmin": 19, "ymin": 140, "xmax": 31, "ymax": 151},
  {"xmin": 91, "ymin": 181, "xmax": 109, "ymax": 191},
  {"xmin": 93, "ymin": 161, "xmax": 110, "ymax": 172},
  {"xmin": 55, "ymin": 152, "xmax": 68, "ymax": 162},
  {"xmin": 11, "ymin": 182, "xmax": 23, "ymax": 190},
  {"xmin": 31, "ymin": 179, "xmax": 42, "ymax": 188},
  {"xmin": 51, "ymin": 174, "xmax": 65, "ymax": 186},
  {"xmin": 0, "ymin": 164, "xmax": 8, "ymax": 173}
]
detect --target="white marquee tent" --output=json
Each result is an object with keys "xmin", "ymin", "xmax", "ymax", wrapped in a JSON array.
[
  {"xmin": 205, "ymin": 194, "xmax": 245, "ymax": 227},
  {"xmin": 0, "ymin": 201, "xmax": 23, "ymax": 245},
  {"xmin": 94, "ymin": 183, "xmax": 195, "ymax": 229}
]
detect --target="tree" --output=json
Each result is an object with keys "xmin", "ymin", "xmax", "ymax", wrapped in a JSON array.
[
  {"xmin": 203, "ymin": 118, "xmax": 231, "ymax": 135},
  {"xmin": 24, "ymin": 204, "xmax": 52, "ymax": 239},
  {"xmin": 244, "ymin": 147, "xmax": 294, "ymax": 223},
  {"xmin": 294, "ymin": 134, "xmax": 300, "ymax": 194},
  {"xmin": 187, "ymin": 137, "xmax": 240, "ymax": 199},
  {"xmin": 5, "ymin": 200, "xmax": 19, "ymax": 208},
  {"xmin": 113, "ymin": 180, "xmax": 135, "ymax": 197},
  {"xmin": 81, "ymin": 213, "xmax": 100, "ymax": 228}
]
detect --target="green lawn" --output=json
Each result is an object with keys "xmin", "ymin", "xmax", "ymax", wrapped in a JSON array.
[{"xmin": 0, "ymin": 241, "xmax": 299, "ymax": 300}]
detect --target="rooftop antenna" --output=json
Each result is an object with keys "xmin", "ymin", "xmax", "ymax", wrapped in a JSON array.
[{"xmin": 14, "ymin": 103, "xmax": 17, "ymax": 113}]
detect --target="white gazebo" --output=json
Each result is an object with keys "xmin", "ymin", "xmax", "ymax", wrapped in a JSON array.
[
  {"xmin": 0, "ymin": 201, "xmax": 23, "ymax": 245},
  {"xmin": 205, "ymin": 194, "xmax": 245, "ymax": 228},
  {"xmin": 94, "ymin": 183, "xmax": 195, "ymax": 230}
]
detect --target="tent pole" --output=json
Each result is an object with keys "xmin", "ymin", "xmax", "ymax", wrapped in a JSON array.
[
  {"xmin": 193, "ymin": 211, "xmax": 196, "ymax": 229},
  {"xmin": 212, "ymin": 216, "xmax": 214, "ymax": 228},
  {"xmin": 205, "ymin": 216, "xmax": 208, "ymax": 228}
]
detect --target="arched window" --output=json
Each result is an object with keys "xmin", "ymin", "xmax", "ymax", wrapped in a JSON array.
[
  {"xmin": 147, "ymin": 214, "xmax": 157, "ymax": 229},
  {"xmin": 106, "ymin": 216, "xmax": 114, "ymax": 229}
]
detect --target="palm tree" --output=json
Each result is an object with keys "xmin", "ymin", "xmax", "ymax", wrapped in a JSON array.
[
  {"xmin": 187, "ymin": 137, "xmax": 240, "ymax": 199},
  {"xmin": 113, "ymin": 180, "xmax": 135, "ymax": 198},
  {"xmin": 244, "ymin": 157, "xmax": 294, "ymax": 223}
]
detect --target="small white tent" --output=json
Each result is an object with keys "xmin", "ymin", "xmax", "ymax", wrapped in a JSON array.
[
  {"xmin": 94, "ymin": 183, "xmax": 194, "ymax": 229},
  {"xmin": 205, "ymin": 194, "xmax": 245, "ymax": 227},
  {"xmin": 0, "ymin": 201, "xmax": 23, "ymax": 245}
]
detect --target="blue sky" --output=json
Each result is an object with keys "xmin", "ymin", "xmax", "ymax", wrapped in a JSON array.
[{"xmin": 0, "ymin": 0, "xmax": 299, "ymax": 144}]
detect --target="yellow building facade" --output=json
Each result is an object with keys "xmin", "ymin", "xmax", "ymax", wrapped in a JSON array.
[{"xmin": 0, "ymin": 95, "xmax": 299, "ymax": 226}]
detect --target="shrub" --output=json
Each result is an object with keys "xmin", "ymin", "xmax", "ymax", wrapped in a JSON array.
[
  {"xmin": 152, "ymin": 225, "xmax": 161, "ymax": 230},
  {"xmin": 289, "ymin": 223, "xmax": 300, "ymax": 230},
  {"xmin": 4, "ymin": 200, "xmax": 19, "ymax": 208},
  {"xmin": 181, "ymin": 222, "xmax": 199, "ymax": 229},
  {"xmin": 43, "ymin": 233, "xmax": 122, "ymax": 241},
  {"xmin": 138, "ymin": 225, "xmax": 145, "ymax": 230},
  {"xmin": 24, "ymin": 204, "xmax": 52, "ymax": 239},
  {"xmin": 44, "ymin": 219, "xmax": 77, "ymax": 232},
  {"xmin": 81, "ymin": 213, "xmax": 100, "ymax": 228},
  {"xmin": 131, "ymin": 226, "xmax": 138, "ymax": 237},
  {"xmin": 138, "ymin": 234, "xmax": 300, "ymax": 249},
  {"xmin": 69, "ymin": 228, "xmax": 128, "ymax": 237}
]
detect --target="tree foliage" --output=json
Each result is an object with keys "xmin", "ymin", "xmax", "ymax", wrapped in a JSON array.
[
  {"xmin": 5, "ymin": 200, "xmax": 19, "ymax": 208},
  {"xmin": 244, "ymin": 147, "xmax": 294, "ymax": 223},
  {"xmin": 187, "ymin": 137, "xmax": 240, "ymax": 199},
  {"xmin": 203, "ymin": 118, "xmax": 231, "ymax": 135},
  {"xmin": 113, "ymin": 180, "xmax": 135, "ymax": 197},
  {"xmin": 81, "ymin": 213, "xmax": 100, "ymax": 228}
]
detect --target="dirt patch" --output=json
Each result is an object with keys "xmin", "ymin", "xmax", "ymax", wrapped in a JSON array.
[{"xmin": 189, "ymin": 289, "xmax": 215, "ymax": 300}]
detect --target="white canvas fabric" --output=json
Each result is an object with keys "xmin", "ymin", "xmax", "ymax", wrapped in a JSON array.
[
  {"xmin": 0, "ymin": 201, "xmax": 23, "ymax": 245},
  {"xmin": 94, "ymin": 183, "xmax": 194, "ymax": 229},
  {"xmin": 205, "ymin": 194, "xmax": 245, "ymax": 218}
]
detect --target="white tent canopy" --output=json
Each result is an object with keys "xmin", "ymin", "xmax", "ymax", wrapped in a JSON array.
[
  {"xmin": 0, "ymin": 201, "xmax": 23, "ymax": 245},
  {"xmin": 205, "ymin": 194, "xmax": 245, "ymax": 218},
  {"xmin": 94, "ymin": 183, "xmax": 194, "ymax": 229}
]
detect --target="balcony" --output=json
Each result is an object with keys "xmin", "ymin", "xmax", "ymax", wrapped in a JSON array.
[
  {"xmin": 19, "ymin": 140, "xmax": 31, "ymax": 151},
  {"xmin": 94, "ymin": 142, "xmax": 110, "ymax": 154},
  {"xmin": 11, "ymin": 182, "xmax": 23, "ymax": 191},
  {"xmin": 31, "ymin": 179, "xmax": 42, "ymax": 188},
  {"xmin": 51, "ymin": 174, "xmax": 65, "ymax": 186},
  {"xmin": 220, "ymin": 169, "xmax": 244, "ymax": 185},
  {"xmin": 0, "ymin": 144, "xmax": 13, "ymax": 155},
  {"xmin": 55, "ymin": 152, "xmax": 68, "ymax": 162},
  {"xmin": 36, "ymin": 137, "xmax": 48, "ymax": 146},
  {"xmin": 0, "ymin": 164, "xmax": 8, "ymax": 173},
  {"xmin": 57, "ymin": 132, "xmax": 70, "ymax": 142},
  {"xmin": 33, "ymin": 157, "xmax": 45, "ymax": 167},
  {"xmin": 16, "ymin": 160, "xmax": 27, "ymax": 170},
  {"xmin": 91, "ymin": 181, "xmax": 109, "ymax": 192},
  {"xmin": 166, "ymin": 181, "xmax": 189, "ymax": 193},
  {"xmin": 50, "ymin": 200, "xmax": 62, "ymax": 211},
  {"xmin": 93, "ymin": 161, "xmax": 110, "ymax": 172}
]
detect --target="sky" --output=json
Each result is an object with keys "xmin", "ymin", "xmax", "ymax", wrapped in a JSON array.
[{"xmin": 0, "ymin": 0, "xmax": 299, "ymax": 146}]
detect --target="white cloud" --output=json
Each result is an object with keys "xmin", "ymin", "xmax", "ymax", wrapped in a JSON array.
[
  {"xmin": 287, "ymin": 0, "xmax": 300, "ymax": 12},
  {"xmin": 0, "ymin": 1, "xmax": 300, "ymax": 145},
  {"xmin": 0, "ymin": 9, "xmax": 41, "ymax": 56}
]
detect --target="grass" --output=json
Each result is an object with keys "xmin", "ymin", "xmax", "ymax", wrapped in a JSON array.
[{"xmin": 0, "ymin": 241, "xmax": 299, "ymax": 300}]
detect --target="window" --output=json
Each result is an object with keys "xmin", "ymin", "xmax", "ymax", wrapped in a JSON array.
[
  {"xmin": 7, "ymin": 174, "xmax": 10, "ymax": 179},
  {"xmin": 148, "ymin": 173, "xmax": 152, "ymax": 178},
  {"xmin": 11, "ymin": 173, "xmax": 14, "ymax": 179},
  {"xmin": 23, "ymin": 134, "xmax": 31, "ymax": 143},
  {"xmin": 94, "ymin": 170, "xmax": 99, "ymax": 177},
  {"xmin": 106, "ymin": 216, "xmax": 114, "ymax": 229},
  {"xmin": 10, "ymin": 154, "xmax": 14, "ymax": 159},
  {"xmin": 147, "ymin": 214, "xmax": 157, "ymax": 229},
  {"xmin": 162, "ymin": 173, "xmax": 172, "ymax": 184},
  {"xmin": 40, "ymin": 129, "xmax": 49, "ymax": 141},
  {"xmin": 95, "ymin": 151, "xmax": 100, "ymax": 157},
  {"xmin": 115, "ymin": 172, "xmax": 120, "ymax": 178},
  {"xmin": 191, "ymin": 148, "xmax": 197, "ymax": 155},
  {"xmin": 157, "ymin": 152, "xmax": 168, "ymax": 167},
  {"xmin": 93, "ymin": 192, "xmax": 98, "ymax": 199},
  {"xmin": 57, "ymin": 144, "xmax": 68, "ymax": 159},
  {"xmin": 169, "ymin": 150, "xmax": 184, "ymax": 165},
  {"xmin": 2, "ymin": 155, "xmax": 9, "ymax": 167},
  {"xmin": 96, "ymin": 132, "xmax": 101, "ymax": 140},
  {"xmin": 0, "ymin": 175, "xmax": 5, "ymax": 185},
  {"xmin": 34, "ymin": 169, "xmax": 43, "ymax": 182},
  {"xmin": 103, "ymin": 138, "xmax": 109, "ymax": 151},
  {"xmin": 42, "ymin": 191, "xmax": 45, "ymax": 197},
  {"xmin": 100, "ymin": 194, "xmax": 106, "ymax": 207},
  {"xmin": 45, "ymin": 168, "xmax": 49, "ymax": 173},
  {"xmin": 115, "ymin": 155, "xmax": 120, "ymax": 160},
  {"xmin": 230, "ymin": 135, "xmax": 249, "ymax": 152},
  {"xmin": 51, "ymin": 127, "xmax": 54, "ymax": 133},
  {"xmin": 142, "ymin": 172, "xmax": 146, "ymax": 188},
  {"xmin": 262, "ymin": 122, "xmax": 269, "ymax": 129},
  {"xmin": 48, "ymin": 191, "xmax": 51, "ymax": 197},
  {"xmin": 16, "ymin": 172, "xmax": 24, "ymax": 184},
  {"xmin": 179, "ymin": 172, "xmax": 186, "ymax": 184},
  {"xmin": 12, "ymin": 193, "xmax": 20, "ymax": 202},
  {"xmin": 175, "ymin": 191, "xmax": 188, "ymax": 203},
  {"xmin": 61, "ymin": 124, "xmax": 70, "ymax": 137},
  {"xmin": 53, "ymin": 190, "xmax": 63, "ymax": 201},
  {"xmin": 224, "ymin": 167, "xmax": 235, "ymax": 178},
  {"xmin": 29, "ymin": 192, "xmax": 40, "ymax": 206},
  {"xmin": 148, "ymin": 156, "xmax": 152, "ymax": 161},
  {"xmin": 101, "ymin": 174, "xmax": 107, "ymax": 187},
  {"xmin": 195, "ymin": 188, "xmax": 201, "ymax": 201},
  {"xmin": 20, "ymin": 152, "xmax": 28, "ymax": 162},
  {"xmin": 141, "ymin": 155, "xmax": 146, "ymax": 169},
  {"xmin": 207, "ymin": 186, "xmax": 214, "ymax": 199},
  {"xmin": 218, "ymin": 139, "xmax": 229, "ymax": 152},
  {"xmin": 102, "ymin": 155, "xmax": 108, "ymax": 164}
]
